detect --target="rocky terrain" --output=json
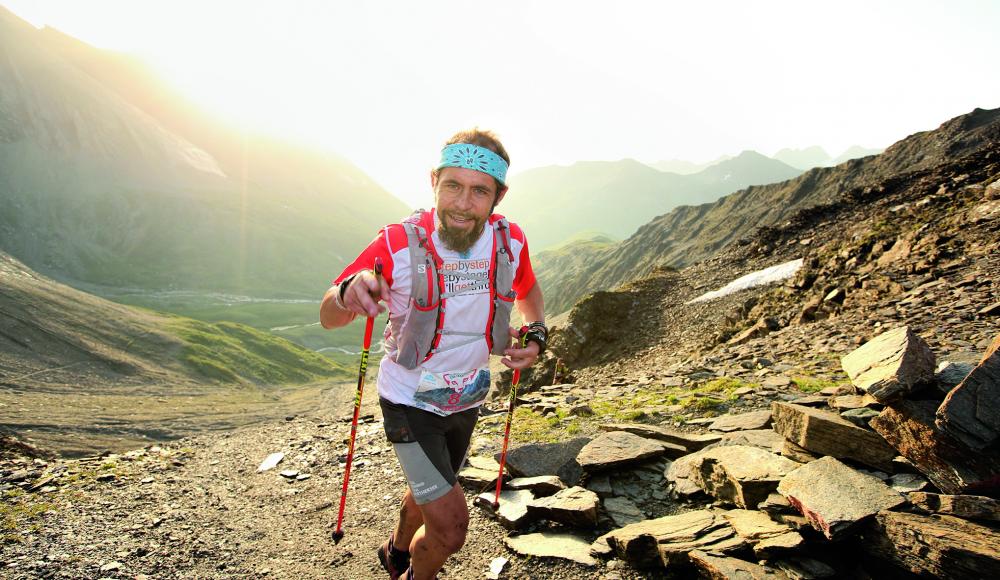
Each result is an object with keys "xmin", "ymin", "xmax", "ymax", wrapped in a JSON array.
[
  {"xmin": 539, "ymin": 107, "xmax": 1000, "ymax": 316},
  {"xmin": 3, "ymin": 120, "xmax": 999, "ymax": 578}
]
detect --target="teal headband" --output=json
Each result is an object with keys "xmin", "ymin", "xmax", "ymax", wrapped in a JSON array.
[{"xmin": 437, "ymin": 143, "xmax": 508, "ymax": 185}]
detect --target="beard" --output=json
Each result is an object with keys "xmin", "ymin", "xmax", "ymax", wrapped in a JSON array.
[{"xmin": 437, "ymin": 208, "xmax": 487, "ymax": 253}]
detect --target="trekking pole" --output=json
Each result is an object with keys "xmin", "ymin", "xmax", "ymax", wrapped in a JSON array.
[
  {"xmin": 492, "ymin": 328, "xmax": 528, "ymax": 509},
  {"xmin": 332, "ymin": 257, "xmax": 383, "ymax": 544}
]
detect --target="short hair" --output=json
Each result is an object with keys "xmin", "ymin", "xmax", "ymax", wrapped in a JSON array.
[{"xmin": 435, "ymin": 128, "xmax": 510, "ymax": 194}]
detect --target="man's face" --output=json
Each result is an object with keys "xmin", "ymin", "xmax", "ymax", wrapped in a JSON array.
[{"xmin": 432, "ymin": 167, "xmax": 507, "ymax": 252}]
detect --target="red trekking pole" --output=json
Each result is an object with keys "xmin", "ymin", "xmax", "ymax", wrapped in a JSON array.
[
  {"xmin": 492, "ymin": 329, "xmax": 528, "ymax": 509},
  {"xmin": 332, "ymin": 257, "xmax": 382, "ymax": 544}
]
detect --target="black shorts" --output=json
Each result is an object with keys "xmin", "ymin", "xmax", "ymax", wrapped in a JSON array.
[{"xmin": 379, "ymin": 398, "xmax": 479, "ymax": 504}]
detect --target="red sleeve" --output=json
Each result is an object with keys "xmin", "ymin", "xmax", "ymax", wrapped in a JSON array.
[
  {"xmin": 333, "ymin": 226, "xmax": 399, "ymax": 288},
  {"xmin": 510, "ymin": 224, "xmax": 536, "ymax": 299}
]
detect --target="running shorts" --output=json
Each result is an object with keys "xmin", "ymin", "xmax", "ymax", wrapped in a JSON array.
[{"xmin": 379, "ymin": 398, "xmax": 479, "ymax": 504}]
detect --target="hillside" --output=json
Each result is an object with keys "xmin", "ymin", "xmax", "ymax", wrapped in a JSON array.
[
  {"xmin": 539, "ymin": 107, "xmax": 1000, "ymax": 316},
  {"xmin": 503, "ymin": 152, "xmax": 802, "ymax": 250},
  {"xmin": 0, "ymin": 250, "xmax": 350, "ymax": 456},
  {"xmin": 0, "ymin": 8, "xmax": 409, "ymax": 298}
]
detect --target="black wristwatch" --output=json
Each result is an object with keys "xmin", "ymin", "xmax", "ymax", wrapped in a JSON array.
[{"xmin": 522, "ymin": 321, "xmax": 548, "ymax": 355}]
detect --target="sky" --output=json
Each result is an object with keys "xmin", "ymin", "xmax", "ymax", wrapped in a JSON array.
[{"xmin": 5, "ymin": 0, "xmax": 1000, "ymax": 208}]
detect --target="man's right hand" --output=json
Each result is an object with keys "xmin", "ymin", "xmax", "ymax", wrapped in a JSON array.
[{"xmin": 340, "ymin": 269, "xmax": 389, "ymax": 318}]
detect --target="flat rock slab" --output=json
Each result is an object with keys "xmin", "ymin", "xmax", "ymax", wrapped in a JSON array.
[
  {"xmin": 709, "ymin": 409, "xmax": 773, "ymax": 432},
  {"xmin": 694, "ymin": 445, "xmax": 800, "ymax": 508},
  {"xmin": 935, "ymin": 361, "xmax": 976, "ymax": 393},
  {"xmin": 597, "ymin": 509, "xmax": 744, "ymax": 569},
  {"xmin": 527, "ymin": 486, "xmax": 599, "ymax": 527},
  {"xmin": 722, "ymin": 509, "xmax": 805, "ymax": 558},
  {"xmin": 475, "ymin": 489, "xmax": 535, "ymax": 530},
  {"xmin": 457, "ymin": 465, "xmax": 497, "ymax": 487},
  {"xmin": 604, "ymin": 496, "xmax": 646, "ymax": 527},
  {"xmin": 870, "ymin": 399, "xmax": 1000, "ymax": 496},
  {"xmin": 907, "ymin": 491, "xmax": 1000, "ymax": 522},
  {"xmin": 771, "ymin": 402, "xmax": 896, "ymax": 471},
  {"xmin": 777, "ymin": 456, "xmax": 905, "ymax": 540},
  {"xmin": 505, "ymin": 531, "xmax": 597, "ymax": 567},
  {"xmin": 864, "ymin": 510, "xmax": 1000, "ymax": 579},
  {"xmin": 689, "ymin": 550, "xmax": 789, "ymax": 579},
  {"xmin": 841, "ymin": 325, "xmax": 936, "ymax": 403},
  {"xmin": 507, "ymin": 475, "xmax": 565, "ymax": 497},
  {"xmin": 599, "ymin": 423, "xmax": 707, "ymax": 456},
  {"xmin": 718, "ymin": 429, "xmax": 785, "ymax": 454},
  {"xmin": 576, "ymin": 431, "xmax": 665, "ymax": 473},
  {"xmin": 937, "ymin": 332, "xmax": 1000, "ymax": 450},
  {"xmin": 501, "ymin": 437, "xmax": 590, "ymax": 486},
  {"xmin": 466, "ymin": 455, "xmax": 501, "ymax": 471},
  {"xmin": 828, "ymin": 394, "xmax": 878, "ymax": 410}
]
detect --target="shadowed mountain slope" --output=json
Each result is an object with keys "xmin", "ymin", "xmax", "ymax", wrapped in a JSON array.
[{"xmin": 0, "ymin": 8, "xmax": 409, "ymax": 298}]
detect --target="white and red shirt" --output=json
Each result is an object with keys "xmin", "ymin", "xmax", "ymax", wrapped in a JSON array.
[{"xmin": 334, "ymin": 209, "xmax": 535, "ymax": 414}]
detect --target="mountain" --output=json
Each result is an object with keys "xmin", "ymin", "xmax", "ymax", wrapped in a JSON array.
[
  {"xmin": 503, "ymin": 151, "xmax": 802, "ymax": 251},
  {"xmin": 0, "ymin": 8, "xmax": 409, "ymax": 298},
  {"xmin": 772, "ymin": 145, "xmax": 832, "ymax": 170},
  {"xmin": 538, "ymin": 107, "xmax": 1000, "ymax": 316},
  {"xmin": 831, "ymin": 145, "xmax": 883, "ymax": 165},
  {"xmin": 648, "ymin": 154, "xmax": 733, "ymax": 174}
]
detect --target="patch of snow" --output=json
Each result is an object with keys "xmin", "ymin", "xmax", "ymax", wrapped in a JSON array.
[{"xmin": 687, "ymin": 258, "xmax": 803, "ymax": 304}]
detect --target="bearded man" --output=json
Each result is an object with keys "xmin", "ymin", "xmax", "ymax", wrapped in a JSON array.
[{"xmin": 320, "ymin": 129, "xmax": 546, "ymax": 580}]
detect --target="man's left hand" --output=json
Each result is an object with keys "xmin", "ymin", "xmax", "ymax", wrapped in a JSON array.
[{"xmin": 501, "ymin": 326, "xmax": 540, "ymax": 370}]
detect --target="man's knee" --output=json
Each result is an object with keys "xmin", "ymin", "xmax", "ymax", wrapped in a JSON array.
[{"xmin": 438, "ymin": 512, "xmax": 469, "ymax": 554}]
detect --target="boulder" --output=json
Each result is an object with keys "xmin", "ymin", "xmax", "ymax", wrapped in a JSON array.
[
  {"xmin": 599, "ymin": 423, "xmax": 719, "ymax": 454},
  {"xmin": 693, "ymin": 445, "xmax": 800, "ymax": 508},
  {"xmin": 840, "ymin": 326, "xmax": 935, "ymax": 403},
  {"xmin": 936, "ymin": 332, "xmax": 1000, "ymax": 450},
  {"xmin": 598, "ymin": 509, "xmax": 744, "ymax": 569},
  {"xmin": 505, "ymin": 531, "xmax": 597, "ymax": 567},
  {"xmin": 501, "ymin": 438, "xmax": 590, "ymax": 486},
  {"xmin": 718, "ymin": 429, "xmax": 785, "ymax": 454},
  {"xmin": 777, "ymin": 456, "xmax": 905, "ymax": 539},
  {"xmin": 576, "ymin": 431, "xmax": 665, "ymax": 473},
  {"xmin": 475, "ymin": 489, "xmax": 535, "ymax": 530},
  {"xmin": 664, "ymin": 452, "xmax": 708, "ymax": 498},
  {"xmin": 907, "ymin": 491, "xmax": 1000, "ymax": 522},
  {"xmin": 870, "ymin": 399, "xmax": 1000, "ymax": 496},
  {"xmin": 771, "ymin": 402, "xmax": 896, "ymax": 471},
  {"xmin": 709, "ymin": 409, "xmax": 772, "ymax": 432},
  {"xmin": 526, "ymin": 486, "xmax": 599, "ymax": 527},
  {"xmin": 864, "ymin": 511, "xmax": 1000, "ymax": 579}
]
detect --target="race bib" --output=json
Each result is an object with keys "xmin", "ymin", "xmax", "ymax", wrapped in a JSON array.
[{"xmin": 413, "ymin": 366, "xmax": 491, "ymax": 415}]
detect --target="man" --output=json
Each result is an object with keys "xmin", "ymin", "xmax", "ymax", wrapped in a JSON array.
[{"xmin": 320, "ymin": 129, "xmax": 545, "ymax": 580}]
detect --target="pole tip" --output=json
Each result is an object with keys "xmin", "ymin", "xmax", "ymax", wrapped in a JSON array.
[{"xmin": 331, "ymin": 530, "xmax": 345, "ymax": 544}]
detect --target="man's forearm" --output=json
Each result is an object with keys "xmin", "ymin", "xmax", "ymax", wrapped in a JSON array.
[
  {"xmin": 320, "ymin": 285, "xmax": 358, "ymax": 329},
  {"xmin": 515, "ymin": 282, "xmax": 545, "ymax": 324}
]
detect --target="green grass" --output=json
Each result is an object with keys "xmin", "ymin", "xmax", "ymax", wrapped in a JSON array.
[
  {"xmin": 168, "ymin": 318, "xmax": 351, "ymax": 384},
  {"xmin": 792, "ymin": 375, "xmax": 851, "ymax": 393},
  {"xmin": 1, "ymin": 489, "xmax": 55, "ymax": 544},
  {"xmin": 510, "ymin": 407, "xmax": 564, "ymax": 444}
]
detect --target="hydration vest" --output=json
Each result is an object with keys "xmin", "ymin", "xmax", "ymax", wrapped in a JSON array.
[{"xmin": 390, "ymin": 209, "xmax": 517, "ymax": 370}]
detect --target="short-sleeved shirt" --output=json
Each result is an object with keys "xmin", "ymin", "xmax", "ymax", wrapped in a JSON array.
[{"xmin": 334, "ymin": 208, "xmax": 535, "ymax": 414}]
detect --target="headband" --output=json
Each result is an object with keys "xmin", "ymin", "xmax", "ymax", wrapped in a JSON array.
[{"xmin": 437, "ymin": 143, "xmax": 508, "ymax": 185}]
